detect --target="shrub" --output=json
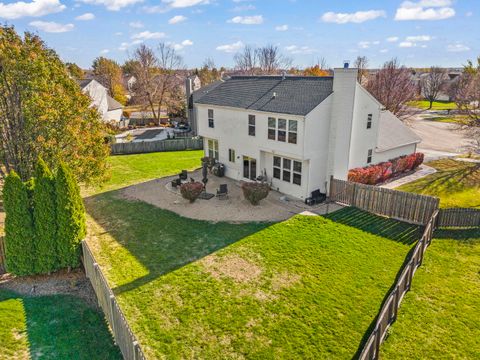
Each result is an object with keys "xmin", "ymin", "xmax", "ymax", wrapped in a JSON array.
[
  {"xmin": 241, "ymin": 182, "xmax": 270, "ymax": 205},
  {"xmin": 56, "ymin": 163, "xmax": 86, "ymax": 269},
  {"xmin": 180, "ymin": 182, "xmax": 204, "ymax": 203},
  {"xmin": 33, "ymin": 158, "xmax": 58, "ymax": 274},
  {"xmin": 3, "ymin": 171, "xmax": 36, "ymax": 275},
  {"xmin": 348, "ymin": 153, "xmax": 424, "ymax": 185}
]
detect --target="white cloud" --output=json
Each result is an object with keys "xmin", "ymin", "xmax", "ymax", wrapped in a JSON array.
[
  {"xmin": 446, "ymin": 43, "xmax": 470, "ymax": 52},
  {"xmin": 29, "ymin": 20, "xmax": 74, "ymax": 32},
  {"xmin": 100, "ymin": 49, "xmax": 110, "ymax": 54},
  {"xmin": 216, "ymin": 40, "xmax": 244, "ymax": 53},
  {"xmin": 358, "ymin": 40, "xmax": 380, "ymax": 49},
  {"xmin": 118, "ymin": 39, "xmax": 143, "ymax": 51},
  {"xmin": 0, "ymin": 0, "xmax": 65, "ymax": 20},
  {"xmin": 405, "ymin": 35, "xmax": 432, "ymax": 41},
  {"xmin": 78, "ymin": 0, "xmax": 143, "ymax": 11},
  {"xmin": 380, "ymin": 49, "xmax": 389, "ymax": 53},
  {"xmin": 168, "ymin": 15, "xmax": 187, "ymax": 24},
  {"xmin": 131, "ymin": 31, "xmax": 166, "ymax": 40},
  {"xmin": 232, "ymin": 4, "xmax": 255, "ymax": 11},
  {"xmin": 228, "ymin": 15, "xmax": 263, "ymax": 24},
  {"xmin": 171, "ymin": 39, "xmax": 193, "ymax": 50},
  {"xmin": 162, "ymin": 0, "xmax": 209, "ymax": 8},
  {"xmin": 321, "ymin": 10, "xmax": 386, "ymax": 24},
  {"xmin": 466, "ymin": 11, "xmax": 473, "ymax": 17},
  {"xmin": 395, "ymin": 0, "xmax": 455, "ymax": 21},
  {"xmin": 275, "ymin": 24, "xmax": 288, "ymax": 31},
  {"xmin": 399, "ymin": 41, "xmax": 415, "ymax": 47},
  {"xmin": 115, "ymin": 31, "xmax": 123, "ymax": 35},
  {"xmin": 75, "ymin": 12, "xmax": 95, "ymax": 20},
  {"xmin": 129, "ymin": 21, "xmax": 144, "ymax": 28},
  {"xmin": 284, "ymin": 45, "xmax": 316, "ymax": 55},
  {"xmin": 386, "ymin": 36, "xmax": 399, "ymax": 42}
]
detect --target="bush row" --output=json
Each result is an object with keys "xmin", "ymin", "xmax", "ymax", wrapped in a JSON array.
[
  {"xmin": 348, "ymin": 152, "xmax": 424, "ymax": 185},
  {"xmin": 3, "ymin": 160, "xmax": 86, "ymax": 276}
]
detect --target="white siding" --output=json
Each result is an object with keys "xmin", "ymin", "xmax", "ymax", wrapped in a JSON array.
[{"xmin": 374, "ymin": 144, "xmax": 417, "ymax": 163}]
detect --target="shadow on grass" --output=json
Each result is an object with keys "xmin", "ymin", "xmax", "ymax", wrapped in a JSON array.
[
  {"xmin": 434, "ymin": 228, "xmax": 480, "ymax": 242},
  {"xmin": 324, "ymin": 207, "xmax": 422, "ymax": 245},
  {"xmin": 85, "ymin": 190, "xmax": 272, "ymax": 295},
  {"xmin": 0, "ymin": 290, "xmax": 121, "ymax": 360}
]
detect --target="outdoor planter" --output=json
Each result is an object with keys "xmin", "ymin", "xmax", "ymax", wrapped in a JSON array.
[
  {"xmin": 180, "ymin": 182, "xmax": 204, "ymax": 203},
  {"xmin": 241, "ymin": 182, "xmax": 270, "ymax": 205}
]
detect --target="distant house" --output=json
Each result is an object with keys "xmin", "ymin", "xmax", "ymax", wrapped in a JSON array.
[
  {"xmin": 122, "ymin": 74, "xmax": 137, "ymax": 100},
  {"xmin": 192, "ymin": 67, "xmax": 421, "ymax": 200},
  {"xmin": 79, "ymin": 79, "xmax": 123, "ymax": 123}
]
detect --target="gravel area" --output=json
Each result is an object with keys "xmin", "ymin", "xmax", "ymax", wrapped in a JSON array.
[{"xmin": 120, "ymin": 169, "xmax": 342, "ymax": 222}]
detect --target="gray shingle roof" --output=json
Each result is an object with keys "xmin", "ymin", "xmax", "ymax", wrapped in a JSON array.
[
  {"xmin": 194, "ymin": 76, "xmax": 333, "ymax": 116},
  {"xmin": 107, "ymin": 95, "xmax": 123, "ymax": 111},
  {"xmin": 376, "ymin": 111, "xmax": 421, "ymax": 152}
]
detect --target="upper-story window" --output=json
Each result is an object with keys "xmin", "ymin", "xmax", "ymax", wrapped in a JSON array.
[
  {"xmin": 267, "ymin": 118, "xmax": 298, "ymax": 144},
  {"xmin": 208, "ymin": 109, "xmax": 214, "ymax": 128},
  {"xmin": 367, "ymin": 114, "xmax": 373, "ymax": 129},
  {"xmin": 367, "ymin": 149, "xmax": 373, "ymax": 164},
  {"xmin": 248, "ymin": 115, "xmax": 256, "ymax": 136}
]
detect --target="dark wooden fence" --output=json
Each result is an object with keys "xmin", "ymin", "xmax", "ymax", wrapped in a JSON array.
[
  {"xmin": 359, "ymin": 210, "xmax": 439, "ymax": 360},
  {"xmin": 438, "ymin": 208, "xmax": 480, "ymax": 228},
  {"xmin": 111, "ymin": 137, "xmax": 203, "ymax": 155},
  {"xmin": 82, "ymin": 241, "xmax": 146, "ymax": 360},
  {"xmin": 329, "ymin": 178, "xmax": 440, "ymax": 225}
]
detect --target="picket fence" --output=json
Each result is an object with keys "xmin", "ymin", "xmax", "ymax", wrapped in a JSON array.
[
  {"xmin": 82, "ymin": 241, "xmax": 146, "ymax": 360},
  {"xmin": 358, "ymin": 210, "xmax": 439, "ymax": 360},
  {"xmin": 329, "ymin": 177, "xmax": 440, "ymax": 225},
  {"xmin": 111, "ymin": 137, "xmax": 203, "ymax": 155},
  {"xmin": 438, "ymin": 207, "xmax": 480, "ymax": 228}
]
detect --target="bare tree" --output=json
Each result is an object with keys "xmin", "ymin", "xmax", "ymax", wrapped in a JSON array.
[
  {"xmin": 451, "ymin": 58, "xmax": 480, "ymax": 127},
  {"xmin": 316, "ymin": 57, "xmax": 328, "ymax": 70},
  {"xmin": 354, "ymin": 56, "xmax": 369, "ymax": 84},
  {"xmin": 365, "ymin": 58, "xmax": 418, "ymax": 119},
  {"xmin": 257, "ymin": 45, "xmax": 292, "ymax": 74},
  {"xmin": 420, "ymin": 66, "xmax": 446, "ymax": 109},
  {"xmin": 234, "ymin": 45, "xmax": 258, "ymax": 75},
  {"xmin": 130, "ymin": 43, "xmax": 184, "ymax": 123}
]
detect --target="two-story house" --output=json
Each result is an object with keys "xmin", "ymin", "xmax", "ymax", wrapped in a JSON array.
[
  {"xmin": 193, "ymin": 67, "xmax": 421, "ymax": 200},
  {"xmin": 79, "ymin": 79, "xmax": 123, "ymax": 123}
]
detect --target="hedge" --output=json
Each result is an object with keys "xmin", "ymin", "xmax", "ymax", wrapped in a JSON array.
[
  {"xmin": 180, "ymin": 182, "xmax": 204, "ymax": 203},
  {"xmin": 33, "ymin": 158, "xmax": 58, "ymax": 274},
  {"xmin": 348, "ymin": 152, "xmax": 424, "ymax": 185},
  {"xmin": 241, "ymin": 182, "xmax": 270, "ymax": 205},
  {"xmin": 56, "ymin": 163, "xmax": 86, "ymax": 269},
  {"xmin": 3, "ymin": 171, "xmax": 36, "ymax": 275}
]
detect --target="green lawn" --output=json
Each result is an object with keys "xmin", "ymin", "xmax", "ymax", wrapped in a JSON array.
[
  {"xmin": 397, "ymin": 159, "xmax": 480, "ymax": 208},
  {"xmin": 380, "ymin": 229, "xmax": 480, "ymax": 359},
  {"xmin": 88, "ymin": 150, "xmax": 203, "ymax": 194},
  {"xmin": 425, "ymin": 115, "xmax": 470, "ymax": 124},
  {"xmin": 0, "ymin": 290, "xmax": 121, "ymax": 360},
  {"xmin": 409, "ymin": 100, "xmax": 458, "ymax": 110},
  {"xmin": 86, "ymin": 193, "xmax": 419, "ymax": 359}
]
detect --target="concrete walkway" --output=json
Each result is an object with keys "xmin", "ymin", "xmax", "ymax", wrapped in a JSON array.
[{"xmin": 381, "ymin": 164, "xmax": 437, "ymax": 189}]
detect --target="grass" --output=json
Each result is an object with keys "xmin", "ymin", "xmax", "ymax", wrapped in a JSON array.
[
  {"xmin": 88, "ymin": 150, "xmax": 203, "ymax": 194},
  {"xmin": 380, "ymin": 229, "xmax": 480, "ymax": 359},
  {"xmin": 409, "ymin": 100, "xmax": 458, "ymax": 110},
  {"xmin": 397, "ymin": 159, "xmax": 480, "ymax": 208},
  {"xmin": 425, "ymin": 115, "xmax": 470, "ymax": 124},
  {"xmin": 0, "ymin": 290, "xmax": 121, "ymax": 360},
  {"xmin": 86, "ymin": 194, "xmax": 419, "ymax": 359}
]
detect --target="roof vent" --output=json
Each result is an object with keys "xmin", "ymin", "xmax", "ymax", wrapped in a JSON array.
[
  {"xmin": 282, "ymin": 71, "xmax": 286, "ymax": 80},
  {"xmin": 272, "ymin": 92, "xmax": 277, "ymax": 99},
  {"xmin": 343, "ymin": 60, "xmax": 350, "ymax": 69}
]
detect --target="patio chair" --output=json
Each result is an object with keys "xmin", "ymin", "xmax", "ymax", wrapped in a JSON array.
[
  {"xmin": 216, "ymin": 184, "xmax": 228, "ymax": 199},
  {"xmin": 305, "ymin": 190, "xmax": 326, "ymax": 206},
  {"xmin": 179, "ymin": 170, "xmax": 188, "ymax": 181},
  {"xmin": 171, "ymin": 178, "xmax": 181, "ymax": 188}
]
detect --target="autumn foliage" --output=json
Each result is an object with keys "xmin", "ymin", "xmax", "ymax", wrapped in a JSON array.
[
  {"xmin": 241, "ymin": 182, "xmax": 270, "ymax": 205},
  {"xmin": 303, "ymin": 65, "xmax": 330, "ymax": 77},
  {"xmin": 348, "ymin": 153, "xmax": 424, "ymax": 185}
]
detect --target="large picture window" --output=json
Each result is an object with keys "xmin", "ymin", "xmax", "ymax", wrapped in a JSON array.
[
  {"xmin": 267, "ymin": 118, "xmax": 298, "ymax": 144},
  {"xmin": 273, "ymin": 156, "xmax": 302, "ymax": 186}
]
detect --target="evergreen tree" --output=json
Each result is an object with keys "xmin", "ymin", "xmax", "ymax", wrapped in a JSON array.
[
  {"xmin": 56, "ymin": 163, "xmax": 86, "ymax": 269},
  {"xmin": 33, "ymin": 158, "xmax": 57, "ymax": 273},
  {"xmin": 3, "ymin": 171, "xmax": 35, "ymax": 275}
]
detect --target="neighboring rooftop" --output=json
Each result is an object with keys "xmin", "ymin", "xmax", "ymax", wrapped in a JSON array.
[
  {"xmin": 376, "ymin": 110, "xmax": 421, "ymax": 152},
  {"xmin": 194, "ymin": 76, "xmax": 334, "ymax": 116},
  {"xmin": 107, "ymin": 95, "xmax": 123, "ymax": 111}
]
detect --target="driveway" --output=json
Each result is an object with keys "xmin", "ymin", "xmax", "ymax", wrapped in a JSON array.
[{"xmin": 408, "ymin": 115, "xmax": 474, "ymax": 160}]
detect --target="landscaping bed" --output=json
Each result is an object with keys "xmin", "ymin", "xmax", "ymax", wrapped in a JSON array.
[
  {"xmin": 86, "ymin": 199, "xmax": 419, "ymax": 359},
  {"xmin": 397, "ymin": 159, "xmax": 480, "ymax": 208},
  {"xmin": 380, "ymin": 229, "xmax": 480, "ymax": 359}
]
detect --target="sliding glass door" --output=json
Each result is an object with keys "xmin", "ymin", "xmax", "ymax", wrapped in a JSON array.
[{"xmin": 243, "ymin": 156, "xmax": 257, "ymax": 180}]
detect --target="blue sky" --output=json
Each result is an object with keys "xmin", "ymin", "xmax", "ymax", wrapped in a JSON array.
[{"xmin": 1, "ymin": 0, "xmax": 478, "ymax": 69}]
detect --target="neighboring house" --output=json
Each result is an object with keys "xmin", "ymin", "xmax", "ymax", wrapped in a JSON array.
[
  {"xmin": 193, "ymin": 67, "xmax": 421, "ymax": 200},
  {"xmin": 79, "ymin": 79, "xmax": 123, "ymax": 123},
  {"xmin": 122, "ymin": 74, "xmax": 137, "ymax": 99}
]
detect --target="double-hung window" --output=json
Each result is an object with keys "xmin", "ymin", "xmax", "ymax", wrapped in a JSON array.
[
  {"xmin": 277, "ymin": 119, "xmax": 287, "ymax": 142},
  {"xmin": 367, "ymin": 114, "xmax": 372, "ymax": 129},
  {"xmin": 208, "ymin": 139, "xmax": 219, "ymax": 160},
  {"xmin": 248, "ymin": 115, "xmax": 256, "ymax": 136},
  {"xmin": 228, "ymin": 148, "xmax": 235, "ymax": 162},
  {"xmin": 273, "ymin": 156, "xmax": 302, "ymax": 186},
  {"xmin": 367, "ymin": 149, "xmax": 373, "ymax": 164},
  {"xmin": 208, "ymin": 109, "xmax": 214, "ymax": 128},
  {"xmin": 268, "ymin": 117, "xmax": 276, "ymax": 140},
  {"xmin": 288, "ymin": 120, "xmax": 298, "ymax": 144}
]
